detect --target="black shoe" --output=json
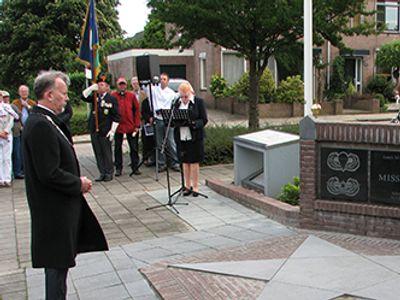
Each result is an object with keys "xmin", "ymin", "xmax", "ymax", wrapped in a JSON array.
[
  {"xmin": 158, "ymin": 165, "xmax": 167, "ymax": 172},
  {"xmin": 15, "ymin": 174, "xmax": 24, "ymax": 179},
  {"xmin": 183, "ymin": 187, "xmax": 192, "ymax": 196},
  {"xmin": 103, "ymin": 174, "xmax": 113, "ymax": 182},
  {"xmin": 95, "ymin": 175, "xmax": 105, "ymax": 182},
  {"xmin": 131, "ymin": 169, "xmax": 142, "ymax": 175},
  {"xmin": 192, "ymin": 191, "xmax": 199, "ymax": 197},
  {"xmin": 115, "ymin": 169, "xmax": 122, "ymax": 177}
]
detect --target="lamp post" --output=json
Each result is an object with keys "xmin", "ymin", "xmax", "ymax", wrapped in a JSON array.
[{"xmin": 304, "ymin": 0, "xmax": 313, "ymax": 116}]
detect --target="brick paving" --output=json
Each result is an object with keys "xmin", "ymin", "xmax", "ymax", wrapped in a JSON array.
[
  {"xmin": 1, "ymin": 108, "xmax": 400, "ymax": 298},
  {"xmin": 0, "ymin": 142, "xmax": 232, "ymax": 299},
  {"xmin": 141, "ymin": 233, "xmax": 400, "ymax": 300}
]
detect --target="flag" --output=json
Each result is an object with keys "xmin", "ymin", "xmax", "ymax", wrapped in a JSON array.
[{"xmin": 77, "ymin": 0, "xmax": 100, "ymax": 81}]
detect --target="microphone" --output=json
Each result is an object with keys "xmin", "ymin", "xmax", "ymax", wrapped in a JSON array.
[{"xmin": 152, "ymin": 76, "xmax": 160, "ymax": 85}]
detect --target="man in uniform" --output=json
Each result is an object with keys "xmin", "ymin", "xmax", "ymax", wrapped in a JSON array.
[
  {"xmin": 111, "ymin": 77, "xmax": 141, "ymax": 176},
  {"xmin": 82, "ymin": 73, "xmax": 120, "ymax": 182}
]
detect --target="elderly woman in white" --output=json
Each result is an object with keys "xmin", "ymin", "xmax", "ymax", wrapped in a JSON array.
[{"xmin": 0, "ymin": 91, "xmax": 19, "ymax": 186}]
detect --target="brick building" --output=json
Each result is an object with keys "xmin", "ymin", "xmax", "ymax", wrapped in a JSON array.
[
  {"xmin": 108, "ymin": 1, "xmax": 400, "ymax": 102},
  {"xmin": 107, "ymin": 39, "xmax": 278, "ymax": 105},
  {"xmin": 321, "ymin": 0, "xmax": 400, "ymax": 93}
]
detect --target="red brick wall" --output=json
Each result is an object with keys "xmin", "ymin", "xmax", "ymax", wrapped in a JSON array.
[{"xmin": 300, "ymin": 119, "xmax": 400, "ymax": 239}]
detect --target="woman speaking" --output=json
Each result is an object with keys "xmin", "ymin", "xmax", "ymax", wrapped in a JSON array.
[{"xmin": 173, "ymin": 82, "xmax": 208, "ymax": 197}]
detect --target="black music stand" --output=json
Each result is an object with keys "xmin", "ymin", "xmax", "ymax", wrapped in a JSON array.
[{"xmin": 146, "ymin": 107, "xmax": 190, "ymax": 214}]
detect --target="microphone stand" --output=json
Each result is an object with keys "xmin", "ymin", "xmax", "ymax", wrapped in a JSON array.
[{"xmin": 146, "ymin": 104, "xmax": 189, "ymax": 214}]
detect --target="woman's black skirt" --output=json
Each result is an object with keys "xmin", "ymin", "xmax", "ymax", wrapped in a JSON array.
[{"xmin": 177, "ymin": 139, "xmax": 204, "ymax": 163}]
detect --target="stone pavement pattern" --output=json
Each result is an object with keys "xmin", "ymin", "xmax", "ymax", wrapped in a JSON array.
[{"xmin": 1, "ymin": 110, "xmax": 400, "ymax": 298}]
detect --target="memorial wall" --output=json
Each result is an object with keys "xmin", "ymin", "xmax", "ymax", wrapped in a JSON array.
[{"xmin": 300, "ymin": 116, "xmax": 400, "ymax": 239}]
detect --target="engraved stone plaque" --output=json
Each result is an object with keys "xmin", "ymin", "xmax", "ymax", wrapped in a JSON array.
[
  {"xmin": 320, "ymin": 148, "xmax": 368, "ymax": 201},
  {"xmin": 370, "ymin": 150, "xmax": 400, "ymax": 205}
]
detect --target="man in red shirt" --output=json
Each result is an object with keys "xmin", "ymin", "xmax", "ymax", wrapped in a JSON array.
[{"xmin": 112, "ymin": 77, "xmax": 141, "ymax": 176}]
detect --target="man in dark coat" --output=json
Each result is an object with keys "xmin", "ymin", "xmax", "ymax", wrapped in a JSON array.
[
  {"xmin": 23, "ymin": 71, "xmax": 108, "ymax": 299},
  {"xmin": 82, "ymin": 73, "xmax": 120, "ymax": 181}
]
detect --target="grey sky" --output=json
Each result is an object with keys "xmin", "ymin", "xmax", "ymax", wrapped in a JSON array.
[{"xmin": 118, "ymin": 0, "xmax": 150, "ymax": 37}]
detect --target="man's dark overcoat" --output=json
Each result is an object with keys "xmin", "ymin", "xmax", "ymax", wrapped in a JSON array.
[{"xmin": 23, "ymin": 106, "xmax": 108, "ymax": 268}]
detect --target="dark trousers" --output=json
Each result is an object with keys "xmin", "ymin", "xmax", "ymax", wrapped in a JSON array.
[
  {"xmin": 155, "ymin": 120, "xmax": 178, "ymax": 167},
  {"xmin": 90, "ymin": 133, "xmax": 113, "ymax": 176},
  {"xmin": 114, "ymin": 132, "xmax": 139, "ymax": 171},
  {"xmin": 141, "ymin": 128, "xmax": 155, "ymax": 162},
  {"xmin": 45, "ymin": 268, "xmax": 68, "ymax": 300},
  {"xmin": 12, "ymin": 135, "xmax": 23, "ymax": 176}
]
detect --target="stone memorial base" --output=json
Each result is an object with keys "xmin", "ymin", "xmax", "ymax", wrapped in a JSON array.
[{"xmin": 300, "ymin": 117, "xmax": 400, "ymax": 240}]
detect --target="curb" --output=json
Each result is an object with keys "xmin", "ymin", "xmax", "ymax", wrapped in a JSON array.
[{"xmin": 206, "ymin": 179, "xmax": 299, "ymax": 227}]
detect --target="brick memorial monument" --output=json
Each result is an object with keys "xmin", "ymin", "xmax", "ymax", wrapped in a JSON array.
[{"xmin": 300, "ymin": 116, "xmax": 400, "ymax": 239}]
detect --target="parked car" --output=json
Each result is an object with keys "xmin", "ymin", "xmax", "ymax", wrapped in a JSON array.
[{"xmin": 168, "ymin": 78, "xmax": 188, "ymax": 92}]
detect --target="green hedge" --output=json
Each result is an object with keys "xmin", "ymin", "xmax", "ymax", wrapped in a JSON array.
[
  {"xmin": 70, "ymin": 108, "xmax": 300, "ymax": 167},
  {"xmin": 203, "ymin": 124, "xmax": 299, "ymax": 165},
  {"xmin": 70, "ymin": 105, "xmax": 89, "ymax": 135}
]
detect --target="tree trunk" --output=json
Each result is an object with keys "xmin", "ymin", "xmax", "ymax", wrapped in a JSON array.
[{"xmin": 248, "ymin": 56, "xmax": 260, "ymax": 129}]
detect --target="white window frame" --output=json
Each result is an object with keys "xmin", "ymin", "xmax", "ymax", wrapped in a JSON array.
[
  {"xmin": 220, "ymin": 48, "xmax": 247, "ymax": 83},
  {"xmin": 199, "ymin": 55, "xmax": 207, "ymax": 91},
  {"xmin": 355, "ymin": 58, "xmax": 363, "ymax": 93},
  {"xmin": 376, "ymin": 1, "xmax": 400, "ymax": 32}
]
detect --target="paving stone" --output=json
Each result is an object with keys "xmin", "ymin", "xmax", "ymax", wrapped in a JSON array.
[
  {"xmin": 78, "ymin": 284, "xmax": 130, "ymax": 300},
  {"xmin": 69, "ymin": 260, "xmax": 115, "ymax": 280},
  {"xmin": 160, "ymin": 241, "xmax": 210, "ymax": 254},
  {"xmin": 117, "ymin": 268, "xmax": 144, "ymax": 284},
  {"xmin": 258, "ymin": 281, "xmax": 341, "ymax": 300},
  {"xmin": 125, "ymin": 279, "xmax": 155, "ymax": 297},
  {"xmin": 351, "ymin": 277, "xmax": 400, "ymax": 300},
  {"xmin": 73, "ymin": 271, "xmax": 122, "ymax": 292}
]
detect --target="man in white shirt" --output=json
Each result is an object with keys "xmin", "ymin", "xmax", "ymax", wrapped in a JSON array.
[{"xmin": 149, "ymin": 73, "xmax": 179, "ymax": 171}]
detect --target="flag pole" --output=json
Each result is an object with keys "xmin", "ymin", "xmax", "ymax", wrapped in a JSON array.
[
  {"xmin": 92, "ymin": 50, "xmax": 99, "ymax": 132},
  {"xmin": 304, "ymin": 0, "xmax": 313, "ymax": 116}
]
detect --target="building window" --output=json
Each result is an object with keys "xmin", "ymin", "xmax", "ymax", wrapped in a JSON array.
[
  {"xmin": 200, "ymin": 56, "xmax": 207, "ymax": 90},
  {"xmin": 222, "ymin": 51, "xmax": 245, "ymax": 85},
  {"xmin": 377, "ymin": 1, "xmax": 400, "ymax": 31}
]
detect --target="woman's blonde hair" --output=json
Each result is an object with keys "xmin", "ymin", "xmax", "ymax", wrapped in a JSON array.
[{"xmin": 178, "ymin": 81, "xmax": 195, "ymax": 95}]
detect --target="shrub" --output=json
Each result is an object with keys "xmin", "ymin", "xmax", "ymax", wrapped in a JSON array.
[
  {"xmin": 230, "ymin": 68, "xmax": 275, "ymax": 103},
  {"xmin": 70, "ymin": 105, "xmax": 89, "ymax": 136},
  {"xmin": 68, "ymin": 72, "xmax": 87, "ymax": 106},
  {"xmin": 278, "ymin": 176, "xmax": 300, "ymax": 206},
  {"xmin": 365, "ymin": 75, "xmax": 395, "ymax": 102},
  {"xmin": 210, "ymin": 74, "xmax": 228, "ymax": 99},
  {"xmin": 202, "ymin": 124, "xmax": 299, "ymax": 165},
  {"xmin": 274, "ymin": 75, "xmax": 304, "ymax": 104},
  {"xmin": 327, "ymin": 56, "xmax": 347, "ymax": 98},
  {"xmin": 374, "ymin": 93, "xmax": 388, "ymax": 112},
  {"xmin": 204, "ymin": 125, "xmax": 251, "ymax": 165}
]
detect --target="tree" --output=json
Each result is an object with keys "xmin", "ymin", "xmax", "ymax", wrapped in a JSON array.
[
  {"xmin": 376, "ymin": 40, "xmax": 400, "ymax": 72},
  {"xmin": 0, "ymin": 0, "xmax": 122, "ymax": 89},
  {"xmin": 140, "ymin": 14, "xmax": 170, "ymax": 48},
  {"xmin": 148, "ymin": 0, "xmax": 376, "ymax": 129}
]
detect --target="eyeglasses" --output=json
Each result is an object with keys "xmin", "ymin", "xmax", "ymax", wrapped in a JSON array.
[{"xmin": 118, "ymin": 82, "xmax": 127, "ymax": 86}]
